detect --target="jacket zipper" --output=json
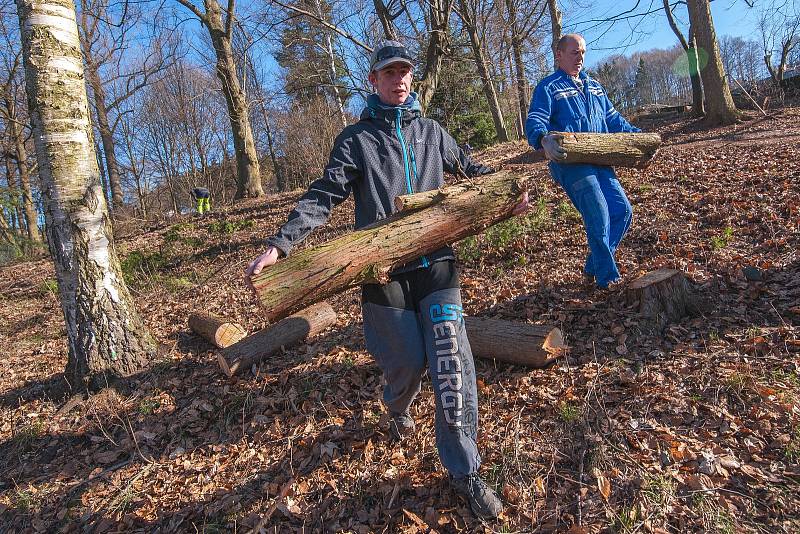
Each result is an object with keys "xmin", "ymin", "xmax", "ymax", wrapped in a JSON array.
[{"xmin": 395, "ymin": 108, "xmax": 429, "ymax": 268}]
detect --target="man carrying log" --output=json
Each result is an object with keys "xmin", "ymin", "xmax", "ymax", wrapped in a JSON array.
[
  {"xmin": 245, "ymin": 40, "xmax": 529, "ymax": 519},
  {"xmin": 526, "ymin": 33, "xmax": 641, "ymax": 289}
]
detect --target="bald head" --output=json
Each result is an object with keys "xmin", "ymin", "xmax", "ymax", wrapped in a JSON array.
[{"xmin": 556, "ymin": 34, "xmax": 586, "ymax": 76}]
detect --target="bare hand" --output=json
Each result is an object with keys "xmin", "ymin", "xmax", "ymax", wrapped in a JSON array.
[
  {"xmin": 512, "ymin": 191, "xmax": 530, "ymax": 215},
  {"xmin": 245, "ymin": 246, "xmax": 280, "ymax": 292}
]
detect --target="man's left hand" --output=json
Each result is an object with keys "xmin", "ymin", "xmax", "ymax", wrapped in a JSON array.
[{"xmin": 512, "ymin": 191, "xmax": 530, "ymax": 215}]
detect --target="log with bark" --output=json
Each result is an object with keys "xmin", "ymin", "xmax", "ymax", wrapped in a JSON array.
[
  {"xmin": 218, "ymin": 302, "xmax": 337, "ymax": 376},
  {"xmin": 465, "ymin": 316, "xmax": 565, "ymax": 367},
  {"xmin": 552, "ymin": 131, "xmax": 662, "ymax": 167},
  {"xmin": 250, "ymin": 171, "xmax": 527, "ymax": 322},
  {"xmin": 188, "ymin": 312, "xmax": 247, "ymax": 348},
  {"xmin": 625, "ymin": 268, "xmax": 698, "ymax": 329}
]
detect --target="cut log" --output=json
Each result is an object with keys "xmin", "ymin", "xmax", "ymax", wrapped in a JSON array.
[
  {"xmin": 465, "ymin": 316, "xmax": 565, "ymax": 367},
  {"xmin": 625, "ymin": 268, "xmax": 696, "ymax": 328},
  {"xmin": 553, "ymin": 131, "xmax": 662, "ymax": 167},
  {"xmin": 218, "ymin": 302, "xmax": 337, "ymax": 377},
  {"xmin": 251, "ymin": 171, "xmax": 527, "ymax": 322},
  {"xmin": 188, "ymin": 312, "xmax": 247, "ymax": 348}
]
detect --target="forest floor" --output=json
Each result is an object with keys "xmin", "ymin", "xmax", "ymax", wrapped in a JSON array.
[{"xmin": 0, "ymin": 107, "xmax": 798, "ymax": 534}]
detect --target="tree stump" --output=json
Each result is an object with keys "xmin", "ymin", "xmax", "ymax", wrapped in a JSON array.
[
  {"xmin": 465, "ymin": 317, "xmax": 565, "ymax": 367},
  {"xmin": 553, "ymin": 131, "xmax": 662, "ymax": 167},
  {"xmin": 218, "ymin": 302, "xmax": 337, "ymax": 377},
  {"xmin": 188, "ymin": 313, "xmax": 247, "ymax": 348},
  {"xmin": 625, "ymin": 269, "xmax": 696, "ymax": 328}
]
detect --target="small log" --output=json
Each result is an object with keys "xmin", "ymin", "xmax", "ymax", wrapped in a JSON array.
[
  {"xmin": 625, "ymin": 268, "xmax": 696, "ymax": 327},
  {"xmin": 553, "ymin": 131, "xmax": 662, "ymax": 167},
  {"xmin": 188, "ymin": 312, "xmax": 247, "ymax": 348},
  {"xmin": 252, "ymin": 171, "xmax": 527, "ymax": 322},
  {"xmin": 465, "ymin": 316, "xmax": 565, "ymax": 367},
  {"xmin": 218, "ymin": 302, "xmax": 337, "ymax": 377}
]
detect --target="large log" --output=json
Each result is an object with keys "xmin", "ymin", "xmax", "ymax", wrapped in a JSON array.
[
  {"xmin": 251, "ymin": 171, "xmax": 527, "ymax": 322},
  {"xmin": 218, "ymin": 302, "xmax": 337, "ymax": 376},
  {"xmin": 188, "ymin": 312, "xmax": 247, "ymax": 348},
  {"xmin": 553, "ymin": 131, "xmax": 661, "ymax": 167},
  {"xmin": 465, "ymin": 316, "xmax": 565, "ymax": 367}
]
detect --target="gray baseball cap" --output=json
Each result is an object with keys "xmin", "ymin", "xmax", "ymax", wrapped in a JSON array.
[{"xmin": 369, "ymin": 40, "xmax": 414, "ymax": 72}]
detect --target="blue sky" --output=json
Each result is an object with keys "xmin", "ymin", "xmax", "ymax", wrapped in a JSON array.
[{"xmin": 565, "ymin": 0, "xmax": 763, "ymax": 67}]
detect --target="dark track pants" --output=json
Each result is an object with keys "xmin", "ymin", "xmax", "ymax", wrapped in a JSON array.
[{"xmin": 361, "ymin": 260, "xmax": 480, "ymax": 477}]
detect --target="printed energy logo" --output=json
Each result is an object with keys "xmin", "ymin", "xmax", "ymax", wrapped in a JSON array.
[{"xmin": 430, "ymin": 302, "xmax": 464, "ymax": 426}]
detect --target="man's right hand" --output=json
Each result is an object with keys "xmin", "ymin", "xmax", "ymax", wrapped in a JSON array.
[
  {"xmin": 245, "ymin": 246, "xmax": 281, "ymax": 292},
  {"xmin": 542, "ymin": 133, "xmax": 567, "ymax": 161}
]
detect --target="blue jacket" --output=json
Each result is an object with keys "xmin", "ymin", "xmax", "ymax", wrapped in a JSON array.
[
  {"xmin": 266, "ymin": 92, "xmax": 493, "ymax": 273},
  {"xmin": 525, "ymin": 69, "xmax": 639, "ymax": 150}
]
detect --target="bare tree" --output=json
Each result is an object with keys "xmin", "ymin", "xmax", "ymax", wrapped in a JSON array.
[
  {"xmin": 759, "ymin": 0, "xmax": 800, "ymax": 85},
  {"xmin": 686, "ymin": 0, "xmax": 737, "ymax": 125},
  {"xmin": 456, "ymin": 0, "xmax": 510, "ymax": 141},
  {"xmin": 504, "ymin": 0, "xmax": 547, "ymax": 137},
  {"xmin": 371, "ymin": 0, "xmax": 454, "ymax": 111},
  {"xmin": 16, "ymin": 0, "xmax": 157, "ymax": 387},
  {"xmin": 78, "ymin": 0, "xmax": 174, "ymax": 212},
  {"xmin": 547, "ymin": 0, "xmax": 561, "ymax": 70},
  {"xmin": 0, "ymin": 14, "xmax": 39, "ymax": 244},
  {"xmin": 176, "ymin": 0, "xmax": 264, "ymax": 198}
]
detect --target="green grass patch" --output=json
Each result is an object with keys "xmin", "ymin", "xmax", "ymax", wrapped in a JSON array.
[
  {"xmin": 38, "ymin": 278, "xmax": 59, "ymax": 297},
  {"xmin": 207, "ymin": 219, "xmax": 254, "ymax": 235},
  {"xmin": 710, "ymin": 226, "xmax": 734, "ymax": 250},
  {"xmin": 457, "ymin": 197, "xmax": 548, "ymax": 264},
  {"xmin": 138, "ymin": 398, "xmax": 161, "ymax": 416},
  {"xmin": 557, "ymin": 401, "xmax": 581, "ymax": 423},
  {"xmin": 554, "ymin": 200, "xmax": 580, "ymax": 222},
  {"xmin": 12, "ymin": 420, "xmax": 46, "ymax": 451}
]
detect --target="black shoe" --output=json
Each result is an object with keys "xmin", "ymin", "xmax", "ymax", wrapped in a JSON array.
[
  {"xmin": 388, "ymin": 411, "xmax": 415, "ymax": 441},
  {"xmin": 450, "ymin": 473, "xmax": 504, "ymax": 519}
]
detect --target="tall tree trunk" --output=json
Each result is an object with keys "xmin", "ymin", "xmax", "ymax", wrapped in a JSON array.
[
  {"xmin": 16, "ymin": 0, "xmax": 157, "ymax": 387},
  {"xmin": 178, "ymin": 0, "xmax": 263, "ymax": 199},
  {"xmin": 258, "ymin": 97, "xmax": 284, "ymax": 192},
  {"xmin": 662, "ymin": 0, "xmax": 704, "ymax": 117},
  {"xmin": 85, "ymin": 66, "xmax": 125, "ymax": 210},
  {"xmin": 314, "ymin": 0, "xmax": 347, "ymax": 127},
  {"xmin": 459, "ymin": 0, "xmax": 509, "ymax": 142},
  {"xmin": 547, "ymin": 0, "xmax": 562, "ymax": 71},
  {"xmin": 3, "ymin": 90, "xmax": 41, "ymax": 243},
  {"xmin": 686, "ymin": 0, "xmax": 737, "ymax": 125},
  {"xmin": 205, "ymin": 0, "xmax": 263, "ymax": 199},
  {"xmin": 687, "ymin": 32, "xmax": 705, "ymax": 117},
  {"xmin": 506, "ymin": 0, "xmax": 528, "ymax": 139}
]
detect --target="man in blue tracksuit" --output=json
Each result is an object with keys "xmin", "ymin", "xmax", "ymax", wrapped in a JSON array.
[
  {"xmin": 245, "ymin": 40, "xmax": 529, "ymax": 519},
  {"xmin": 526, "ymin": 33, "xmax": 640, "ymax": 289}
]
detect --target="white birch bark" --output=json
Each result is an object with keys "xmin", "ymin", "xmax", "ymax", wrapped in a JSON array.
[{"xmin": 16, "ymin": 0, "xmax": 156, "ymax": 386}]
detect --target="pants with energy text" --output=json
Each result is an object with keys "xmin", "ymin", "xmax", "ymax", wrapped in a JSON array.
[{"xmin": 361, "ymin": 260, "xmax": 480, "ymax": 477}]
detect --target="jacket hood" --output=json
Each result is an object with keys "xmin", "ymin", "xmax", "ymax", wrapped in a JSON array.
[{"xmin": 360, "ymin": 92, "xmax": 422, "ymax": 123}]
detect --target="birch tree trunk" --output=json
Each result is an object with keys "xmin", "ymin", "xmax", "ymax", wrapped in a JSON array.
[
  {"xmin": 16, "ymin": 0, "xmax": 157, "ymax": 387},
  {"xmin": 686, "ymin": 0, "xmax": 738, "ymax": 125}
]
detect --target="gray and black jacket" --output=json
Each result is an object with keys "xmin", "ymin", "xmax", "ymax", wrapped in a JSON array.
[{"xmin": 266, "ymin": 92, "xmax": 493, "ymax": 273}]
